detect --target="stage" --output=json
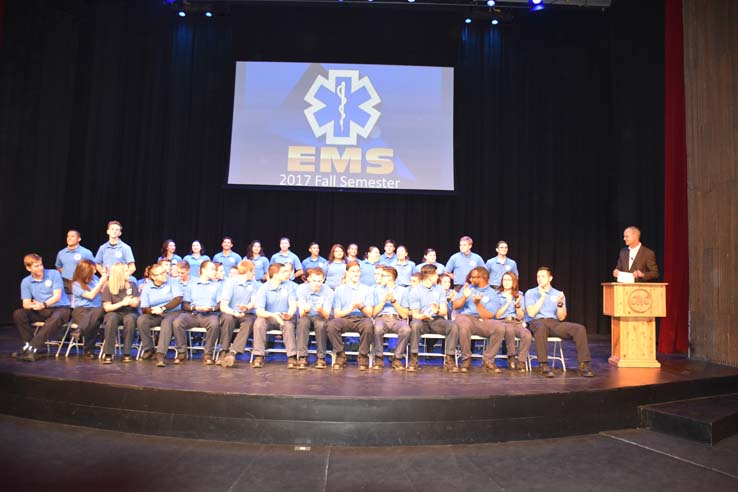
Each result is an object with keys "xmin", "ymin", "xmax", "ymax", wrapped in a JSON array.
[{"xmin": 1, "ymin": 328, "xmax": 736, "ymax": 447}]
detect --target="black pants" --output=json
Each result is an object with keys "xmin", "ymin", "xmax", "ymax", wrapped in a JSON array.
[{"xmin": 13, "ymin": 307, "xmax": 71, "ymax": 350}]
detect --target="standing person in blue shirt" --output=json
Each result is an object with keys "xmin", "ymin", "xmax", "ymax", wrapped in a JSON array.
[
  {"xmin": 219, "ymin": 260, "xmax": 261, "ymax": 368},
  {"xmin": 55, "ymin": 229, "xmax": 94, "ymax": 295},
  {"xmin": 13, "ymin": 254, "xmax": 72, "ymax": 361},
  {"xmin": 379, "ymin": 239, "xmax": 398, "ymax": 266},
  {"xmin": 246, "ymin": 239, "xmax": 269, "ymax": 282},
  {"xmin": 183, "ymin": 240, "xmax": 210, "ymax": 281},
  {"xmin": 371, "ymin": 266, "xmax": 411, "ymax": 371},
  {"xmin": 445, "ymin": 236, "xmax": 484, "ymax": 291},
  {"xmin": 525, "ymin": 267, "xmax": 594, "ymax": 378},
  {"xmin": 100, "ymin": 262, "xmax": 139, "ymax": 364},
  {"xmin": 172, "ymin": 261, "xmax": 222, "ymax": 365},
  {"xmin": 393, "ymin": 245, "xmax": 415, "ymax": 287},
  {"xmin": 158, "ymin": 239, "xmax": 182, "ymax": 265},
  {"xmin": 95, "ymin": 220, "xmax": 136, "ymax": 276},
  {"xmin": 325, "ymin": 243, "xmax": 347, "ymax": 290},
  {"xmin": 296, "ymin": 268, "xmax": 334, "ymax": 369},
  {"xmin": 71, "ymin": 259, "xmax": 107, "ymax": 358},
  {"xmin": 252, "ymin": 263, "xmax": 298, "ymax": 368},
  {"xmin": 270, "ymin": 237, "xmax": 303, "ymax": 280},
  {"xmin": 453, "ymin": 267, "xmax": 506, "ymax": 373},
  {"xmin": 409, "ymin": 264, "xmax": 459, "ymax": 373},
  {"xmin": 212, "ymin": 236, "xmax": 242, "ymax": 272},
  {"xmin": 359, "ymin": 245, "xmax": 381, "ymax": 286},
  {"xmin": 137, "ymin": 263, "xmax": 183, "ymax": 366},
  {"xmin": 346, "ymin": 243, "xmax": 359, "ymax": 263},
  {"xmin": 486, "ymin": 241, "xmax": 519, "ymax": 288},
  {"xmin": 492, "ymin": 272, "xmax": 530, "ymax": 371},
  {"xmin": 327, "ymin": 260, "xmax": 374, "ymax": 371},
  {"xmin": 301, "ymin": 242, "xmax": 328, "ymax": 280},
  {"xmin": 415, "ymin": 248, "xmax": 445, "ymax": 275}
]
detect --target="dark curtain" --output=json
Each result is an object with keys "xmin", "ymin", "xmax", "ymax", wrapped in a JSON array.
[
  {"xmin": 0, "ymin": 0, "xmax": 664, "ymax": 335},
  {"xmin": 660, "ymin": 0, "xmax": 689, "ymax": 353}
]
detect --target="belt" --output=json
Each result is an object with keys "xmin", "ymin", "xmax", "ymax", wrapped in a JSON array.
[
  {"xmin": 503, "ymin": 316, "xmax": 521, "ymax": 321},
  {"xmin": 380, "ymin": 314, "xmax": 401, "ymax": 319}
]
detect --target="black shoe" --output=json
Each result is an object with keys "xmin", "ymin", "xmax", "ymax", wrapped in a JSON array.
[
  {"xmin": 220, "ymin": 351, "xmax": 236, "ymax": 368},
  {"xmin": 539, "ymin": 363, "xmax": 555, "ymax": 378},
  {"xmin": 172, "ymin": 351, "xmax": 186, "ymax": 365},
  {"xmin": 444, "ymin": 355, "xmax": 459, "ymax": 373},
  {"xmin": 155, "ymin": 353, "xmax": 167, "ymax": 367},
  {"xmin": 287, "ymin": 356, "xmax": 298, "ymax": 369},
  {"xmin": 297, "ymin": 357, "xmax": 308, "ymax": 370},
  {"xmin": 577, "ymin": 362, "xmax": 594, "ymax": 377},
  {"xmin": 122, "ymin": 354, "xmax": 133, "ymax": 363},
  {"xmin": 202, "ymin": 354, "xmax": 215, "ymax": 365},
  {"xmin": 19, "ymin": 348, "xmax": 38, "ymax": 362},
  {"xmin": 102, "ymin": 354, "xmax": 113, "ymax": 364},
  {"xmin": 84, "ymin": 350, "xmax": 96, "ymax": 360}
]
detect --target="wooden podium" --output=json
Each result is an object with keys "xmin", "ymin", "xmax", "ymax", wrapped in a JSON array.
[{"xmin": 602, "ymin": 282, "xmax": 667, "ymax": 368}]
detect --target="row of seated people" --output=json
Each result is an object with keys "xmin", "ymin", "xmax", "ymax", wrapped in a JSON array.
[{"xmin": 13, "ymin": 252, "xmax": 594, "ymax": 377}]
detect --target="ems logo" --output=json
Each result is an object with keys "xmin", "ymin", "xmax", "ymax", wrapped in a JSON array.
[
  {"xmin": 74, "ymin": 253, "xmax": 81, "ymax": 261},
  {"xmin": 45, "ymin": 280, "xmax": 52, "ymax": 287},
  {"xmin": 304, "ymin": 69, "xmax": 381, "ymax": 146},
  {"xmin": 115, "ymin": 251, "xmax": 123, "ymax": 259}
]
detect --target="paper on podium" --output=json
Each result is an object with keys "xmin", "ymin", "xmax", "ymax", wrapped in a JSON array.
[{"xmin": 617, "ymin": 271, "xmax": 635, "ymax": 283}]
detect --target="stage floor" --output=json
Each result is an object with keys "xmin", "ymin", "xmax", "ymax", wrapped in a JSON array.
[{"xmin": 1, "ymin": 327, "xmax": 737, "ymax": 446}]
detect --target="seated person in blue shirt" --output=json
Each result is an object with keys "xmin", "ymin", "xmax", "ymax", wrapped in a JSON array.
[
  {"xmin": 301, "ymin": 242, "xmax": 328, "ymax": 281},
  {"xmin": 446, "ymin": 236, "xmax": 484, "ymax": 291},
  {"xmin": 137, "ymin": 265, "xmax": 151, "ymax": 293},
  {"xmin": 218, "ymin": 260, "xmax": 261, "ymax": 368},
  {"xmin": 325, "ymin": 243, "xmax": 347, "ymax": 290},
  {"xmin": 212, "ymin": 236, "xmax": 242, "ymax": 272},
  {"xmin": 13, "ymin": 253, "xmax": 72, "ymax": 361},
  {"xmin": 359, "ymin": 245, "xmax": 381, "ymax": 286},
  {"xmin": 393, "ymin": 245, "xmax": 415, "ymax": 287},
  {"xmin": 214, "ymin": 262, "xmax": 225, "ymax": 282},
  {"xmin": 246, "ymin": 239, "xmax": 270, "ymax": 282},
  {"xmin": 371, "ymin": 266, "xmax": 412, "ymax": 371},
  {"xmin": 327, "ymin": 261, "xmax": 374, "ymax": 371},
  {"xmin": 415, "ymin": 248, "xmax": 445, "ymax": 275},
  {"xmin": 486, "ymin": 241, "xmax": 519, "ymax": 288},
  {"xmin": 100, "ymin": 262, "xmax": 140, "ymax": 364},
  {"xmin": 438, "ymin": 274, "xmax": 455, "ymax": 318},
  {"xmin": 409, "ymin": 264, "xmax": 459, "ymax": 373},
  {"xmin": 296, "ymin": 268, "xmax": 334, "ymax": 369},
  {"xmin": 176, "ymin": 260, "xmax": 190, "ymax": 287},
  {"xmin": 172, "ymin": 261, "xmax": 222, "ymax": 365},
  {"xmin": 55, "ymin": 229, "xmax": 94, "ymax": 295},
  {"xmin": 158, "ymin": 239, "xmax": 182, "ymax": 265},
  {"xmin": 183, "ymin": 240, "xmax": 210, "ymax": 281},
  {"xmin": 379, "ymin": 239, "xmax": 398, "ymax": 266},
  {"xmin": 525, "ymin": 267, "xmax": 594, "ymax": 378},
  {"xmin": 252, "ymin": 263, "xmax": 298, "ymax": 368},
  {"xmin": 491, "ymin": 272, "xmax": 530, "ymax": 371},
  {"xmin": 269, "ymin": 237, "xmax": 303, "ymax": 280},
  {"xmin": 95, "ymin": 220, "xmax": 136, "ymax": 277},
  {"xmin": 71, "ymin": 259, "xmax": 107, "ymax": 358},
  {"xmin": 136, "ymin": 263, "xmax": 184, "ymax": 366},
  {"xmin": 452, "ymin": 267, "xmax": 506, "ymax": 373}
]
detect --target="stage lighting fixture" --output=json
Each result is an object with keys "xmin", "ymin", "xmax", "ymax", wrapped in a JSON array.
[
  {"xmin": 408, "ymin": 0, "xmax": 416, "ymax": 3},
  {"xmin": 530, "ymin": 0, "xmax": 545, "ymax": 10},
  {"xmin": 531, "ymin": 0, "xmax": 543, "ymax": 4},
  {"xmin": 487, "ymin": 0, "xmax": 496, "ymax": 6},
  {"xmin": 491, "ymin": 19, "xmax": 499, "ymax": 25},
  {"xmin": 205, "ymin": 11, "xmax": 213, "ymax": 17},
  {"xmin": 465, "ymin": 17, "xmax": 472, "ymax": 24},
  {"xmin": 178, "ymin": 11, "xmax": 186, "ymax": 17}
]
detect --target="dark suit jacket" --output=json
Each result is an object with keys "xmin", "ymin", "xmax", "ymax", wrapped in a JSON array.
[{"xmin": 616, "ymin": 244, "xmax": 659, "ymax": 282}]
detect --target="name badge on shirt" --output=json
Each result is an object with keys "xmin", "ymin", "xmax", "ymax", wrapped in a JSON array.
[{"xmin": 44, "ymin": 279, "xmax": 52, "ymax": 287}]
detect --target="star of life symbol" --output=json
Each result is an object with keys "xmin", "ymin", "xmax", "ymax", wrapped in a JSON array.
[{"xmin": 304, "ymin": 69, "xmax": 381, "ymax": 146}]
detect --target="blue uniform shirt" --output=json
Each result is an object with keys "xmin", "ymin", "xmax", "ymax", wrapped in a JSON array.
[
  {"xmin": 269, "ymin": 252, "xmax": 303, "ymax": 277},
  {"xmin": 140, "ymin": 278, "xmax": 183, "ymax": 311},
  {"xmin": 254, "ymin": 281, "xmax": 296, "ymax": 313},
  {"xmin": 524, "ymin": 286, "xmax": 566, "ymax": 319},
  {"xmin": 491, "ymin": 290, "xmax": 525, "ymax": 319},
  {"xmin": 379, "ymin": 253, "xmax": 398, "ymax": 266},
  {"xmin": 20, "ymin": 270, "xmax": 70, "ymax": 307},
  {"xmin": 55, "ymin": 246, "xmax": 94, "ymax": 280},
  {"xmin": 359, "ymin": 259, "xmax": 380, "ymax": 286},
  {"xmin": 302, "ymin": 256, "xmax": 328, "ymax": 273},
  {"xmin": 72, "ymin": 276, "xmax": 102, "ymax": 308},
  {"xmin": 414, "ymin": 262, "xmax": 445, "ymax": 275},
  {"xmin": 485, "ymin": 257, "xmax": 519, "ymax": 287},
  {"xmin": 446, "ymin": 252, "xmax": 484, "ymax": 286},
  {"xmin": 184, "ymin": 279, "xmax": 222, "ymax": 309},
  {"xmin": 394, "ymin": 261, "xmax": 415, "ymax": 287},
  {"xmin": 220, "ymin": 277, "xmax": 261, "ymax": 314},
  {"xmin": 182, "ymin": 254, "xmax": 211, "ymax": 280},
  {"xmin": 296, "ymin": 283, "xmax": 334, "ymax": 317},
  {"xmin": 455, "ymin": 284, "xmax": 497, "ymax": 316},
  {"xmin": 372, "ymin": 285, "xmax": 408, "ymax": 317},
  {"xmin": 409, "ymin": 283, "xmax": 446, "ymax": 316},
  {"xmin": 248, "ymin": 256, "xmax": 270, "ymax": 281},
  {"xmin": 213, "ymin": 251, "xmax": 242, "ymax": 269},
  {"xmin": 157, "ymin": 254, "xmax": 183, "ymax": 265},
  {"xmin": 325, "ymin": 262, "xmax": 346, "ymax": 289},
  {"xmin": 333, "ymin": 283, "xmax": 373, "ymax": 317},
  {"xmin": 95, "ymin": 240, "xmax": 135, "ymax": 270}
]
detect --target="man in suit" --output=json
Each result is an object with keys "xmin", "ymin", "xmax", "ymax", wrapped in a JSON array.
[{"xmin": 612, "ymin": 226, "xmax": 659, "ymax": 282}]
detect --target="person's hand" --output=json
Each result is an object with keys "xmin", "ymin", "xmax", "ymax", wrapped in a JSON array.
[
  {"xmin": 462, "ymin": 284, "xmax": 472, "ymax": 298},
  {"xmin": 633, "ymin": 269, "xmax": 643, "ymax": 279},
  {"xmin": 613, "ymin": 268, "xmax": 620, "ymax": 278},
  {"xmin": 280, "ymin": 312, "xmax": 292, "ymax": 321}
]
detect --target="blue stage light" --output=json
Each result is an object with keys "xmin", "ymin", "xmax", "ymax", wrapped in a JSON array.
[
  {"xmin": 205, "ymin": 11, "xmax": 213, "ymax": 17},
  {"xmin": 531, "ymin": 0, "xmax": 543, "ymax": 4},
  {"xmin": 487, "ymin": 0, "xmax": 496, "ymax": 6},
  {"xmin": 178, "ymin": 11, "xmax": 186, "ymax": 18},
  {"xmin": 465, "ymin": 18, "xmax": 472, "ymax": 24},
  {"xmin": 491, "ymin": 19, "xmax": 499, "ymax": 25},
  {"xmin": 408, "ymin": 0, "xmax": 416, "ymax": 3}
]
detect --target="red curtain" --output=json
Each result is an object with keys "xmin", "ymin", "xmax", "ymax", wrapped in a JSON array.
[{"xmin": 659, "ymin": 0, "xmax": 689, "ymax": 353}]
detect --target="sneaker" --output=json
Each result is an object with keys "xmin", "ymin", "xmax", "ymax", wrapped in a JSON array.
[
  {"xmin": 372, "ymin": 358, "xmax": 384, "ymax": 370},
  {"xmin": 19, "ymin": 348, "xmax": 38, "ymax": 362},
  {"xmin": 102, "ymin": 354, "xmax": 113, "ymax": 364},
  {"xmin": 444, "ymin": 355, "xmax": 459, "ymax": 373},
  {"xmin": 297, "ymin": 357, "xmax": 308, "ymax": 370},
  {"xmin": 577, "ymin": 362, "xmax": 594, "ymax": 377},
  {"xmin": 391, "ymin": 358, "xmax": 405, "ymax": 371},
  {"xmin": 202, "ymin": 354, "xmax": 215, "ymax": 365},
  {"xmin": 122, "ymin": 354, "xmax": 133, "ymax": 363},
  {"xmin": 315, "ymin": 358, "xmax": 327, "ymax": 369},
  {"xmin": 483, "ymin": 360, "xmax": 502, "ymax": 374},
  {"xmin": 358, "ymin": 354, "xmax": 370, "ymax": 371},
  {"xmin": 287, "ymin": 356, "xmax": 298, "ymax": 369},
  {"xmin": 539, "ymin": 362, "xmax": 555, "ymax": 378},
  {"xmin": 220, "ymin": 351, "xmax": 236, "ymax": 368},
  {"xmin": 155, "ymin": 353, "xmax": 166, "ymax": 367},
  {"xmin": 252, "ymin": 355, "xmax": 265, "ymax": 368},
  {"xmin": 332, "ymin": 351, "xmax": 346, "ymax": 369},
  {"xmin": 406, "ymin": 353, "xmax": 419, "ymax": 372},
  {"xmin": 12, "ymin": 343, "xmax": 31, "ymax": 359},
  {"xmin": 172, "ymin": 351, "xmax": 186, "ymax": 365},
  {"xmin": 139, "ymin": 349, "xmax": 155, "ymax": 360}
]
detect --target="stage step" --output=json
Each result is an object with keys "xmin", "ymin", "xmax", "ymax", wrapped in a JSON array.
[{"xmin": 639, "ymin": 393, "xmax": 738, "ymax": 445}]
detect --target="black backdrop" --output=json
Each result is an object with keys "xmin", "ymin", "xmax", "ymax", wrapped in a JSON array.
[{"xmin": 0, "ymin": 0, "xmax": 664, "ymax": 332}]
